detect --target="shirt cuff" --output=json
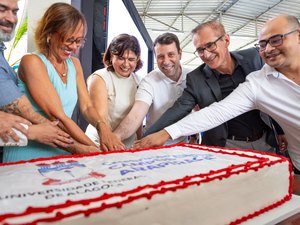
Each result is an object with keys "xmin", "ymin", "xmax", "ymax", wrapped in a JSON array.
[
  {"xmin": 165, "ymin": 124, "xmax": 183, "ymax": 140},
  {"xmin": 0, "ymin": 124, "xmax": 28, "ymax": 147}
]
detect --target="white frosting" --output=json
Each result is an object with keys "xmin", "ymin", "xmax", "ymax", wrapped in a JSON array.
[{"xmin": 0, "ymin": 144, "xmax": 291, "ymax": 225}]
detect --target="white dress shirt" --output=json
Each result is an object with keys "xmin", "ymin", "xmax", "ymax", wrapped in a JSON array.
[{"xmin": 165, "ymin": 64, "xmax": 300, "ymax": 169}]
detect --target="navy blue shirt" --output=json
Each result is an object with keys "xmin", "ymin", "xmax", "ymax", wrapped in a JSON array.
[
  {"xmin": 0, "ymin": 42, "xmax": 23, "ymax": 107},
  {"xmin": 213, "ymin": 57, "xmax": 266, "ymax": 137}
]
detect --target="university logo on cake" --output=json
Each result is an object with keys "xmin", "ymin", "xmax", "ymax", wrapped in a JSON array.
[{"xmin": 36, "ymin": 160, "xmax": 105, "ymax": 186}]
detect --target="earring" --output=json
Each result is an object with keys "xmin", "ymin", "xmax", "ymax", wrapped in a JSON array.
[{"xmin": 47, "ymin": 37, "xmax": 50, "ymax": 44}]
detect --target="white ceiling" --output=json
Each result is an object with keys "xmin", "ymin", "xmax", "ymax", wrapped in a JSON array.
[{"xmin": 132, "ymin": 0, "xmax": 300, "ymax": 68}]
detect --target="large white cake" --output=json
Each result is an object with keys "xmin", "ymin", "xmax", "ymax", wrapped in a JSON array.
[{"xmin": 0, "ymin": 144, "xmax": 292, "ymax": 225}]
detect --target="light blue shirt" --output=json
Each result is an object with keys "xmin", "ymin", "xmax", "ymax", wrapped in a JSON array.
[{"xmin": 0, "ymin": 42, "xmax": 23, "ymax": 107}]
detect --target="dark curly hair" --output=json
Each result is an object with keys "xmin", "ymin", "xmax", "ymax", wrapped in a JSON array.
[{"xmin": 103, "ymin": 33, "xmax": 143, "ymax": 72}]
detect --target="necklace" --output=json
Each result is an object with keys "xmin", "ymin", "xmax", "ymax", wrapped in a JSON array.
[{"xmin": 52, "ymin": 60, "xmax": 68, "ymax": 77}]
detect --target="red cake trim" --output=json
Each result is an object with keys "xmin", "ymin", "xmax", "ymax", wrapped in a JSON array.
[{"xmin": 0, "ymin": 143, "xmax": 292, "ymax": 225}]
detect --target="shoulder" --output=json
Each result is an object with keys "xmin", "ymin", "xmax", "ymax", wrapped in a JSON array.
[
  {"xmin": 237, "ymin": 47, "xmax": 259, "ymax": 56},
  {"xmin": 141, "ymin": 68, "xmax": 164, "ymax": 83},
  {"xmin": 19, "ymin": 54, "xmax": 45, "ymax": 74},
  {"xmin": 92, "ymin": 68, "xmax": 109, "ymax": 78},
  {"xmin": 20, "ymin": 54, "xmax": 43, "ymax": 65},
  {"xmin": 233, "ymin": 47, "xmax": 261, "ymax": 61},
  {"xmin": 148, "ymin": 68, "xmax": 164, "ymax": 78},
  {"xmin": 69, "ymin": 56, "xmax": 82, "ymax": 71},
  {"xmin": 70, "ymin": 56, "xmax": 80, "ymax": 65},
  {"xmin": 233, "ymin": 47, "xmax": 263, "ymax": 70},
  {"xmin": 87, "ymin": 68, "xmax": 107, "ymax": 85},
  {"xmin": 245, "ymin": 67, "xmax": 267, "ymax": 83},
  {"xmin": 186, "ymin": 63, "xmax": 208, "ymax": 80},
  {"xmin": 181, "ymin": 65, "xmax": 194, "ymax": 77}
]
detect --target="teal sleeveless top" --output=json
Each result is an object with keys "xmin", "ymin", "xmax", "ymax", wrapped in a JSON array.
[{"xmin": 3, "ymin": 54, "xmax": 78, "ymax": 162}]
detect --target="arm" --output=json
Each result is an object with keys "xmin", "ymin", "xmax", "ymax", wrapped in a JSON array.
[
  {"xmin": 0, "ymin": 112, "xmax": 73, "ymax": 148},
  {"xmin": 87, "ymin": 73, "xmax": 125, "ymax": 151},
  {"xmin": 114, "ymin": 100, "xmax": 149, "ymax": 140},
  {"xmin": 136, "ymin": 124, "xmax": 143, "ymax": 140},
  {"xmin": 134, "ymin": 80, "xmax": 256, "ymax": 148},
  {"xmin": 1, "ymin": 96, "xmax": 48, "ymax": 124},
  {"xmin": 18, "ymin": 55, "xmax": 95, "ymax": 147}
]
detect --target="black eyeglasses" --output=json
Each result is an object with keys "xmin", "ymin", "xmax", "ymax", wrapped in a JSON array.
[
  {"xmin": 194, "ymin": 35, "xmax": 224, "ymax": 56},
  {"xmin": 64, "ymin": 37, "xmax": 87, "ymax": 47},
  {"xmin": 255, "ymin": 29, "xmax": 299, "ymax": 51}
]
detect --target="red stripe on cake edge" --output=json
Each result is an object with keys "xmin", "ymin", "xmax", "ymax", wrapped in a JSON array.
[
  {"xmin": 2, "ymin": 160, "xmax": 291, "ymax": 225},
  {"xmin": 0, "ymin": 143, "xmax": 292, "ymax": 225},
  {"xmin": 230, "ymin": 159, "xmax": 294, "ymax": 225},
  {"xmin": 229, "ymin": 194, "xmax": 292, "ymax": 225},
  {"xmin": 0, "ymin": 143, "xmax": 288, "ymax": 167}
]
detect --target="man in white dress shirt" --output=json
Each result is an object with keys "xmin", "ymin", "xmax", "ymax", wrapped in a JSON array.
[
  {"xmin": 134, "ymin": 15, "xmax": 300, "ymax": 174},
  {"xmin": 114, "ymin": 32, "xmax": 192, "ymax": 145}
]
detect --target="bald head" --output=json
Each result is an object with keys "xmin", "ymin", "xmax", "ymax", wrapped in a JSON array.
[
  {"xmin": 259, "ymin": 15, "xmax": 300, "ymax": 39},
  {"xmin": 258, "ymin": 15, "xmax": 300, "ymax": 73}
]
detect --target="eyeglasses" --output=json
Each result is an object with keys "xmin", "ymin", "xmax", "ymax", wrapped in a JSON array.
[
  {"xmin": 64, "ymin": 37, "xmax": 86, "ymax": 47},
  {"xmin": 194, "ymin": 35, "xmax": 224, "ymax": 56},
  {"xmin": 255, "ymin": 29, "xmax": 299, "ymax": 51}
]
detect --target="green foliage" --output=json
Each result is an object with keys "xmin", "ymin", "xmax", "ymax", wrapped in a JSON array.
[{"xmin": 7, "ymin": 16, "xmax": 28, "ymax": 65}]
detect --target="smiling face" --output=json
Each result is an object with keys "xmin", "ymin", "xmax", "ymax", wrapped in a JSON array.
[
  {"xmin": 111, "ymin": 50, "xmax": 138, "ymax": 77},
  {"xmin": 50, "ymin": 22, "xmax": 85, "ymax": 61},
  {"xmin": 154, "ymin": 42, "xmax": 182, "ymax": 81},
  {"xmin": 0, "ymin": 0, "xmax": 18, "ymax": 42},
  {"xmin": 259, "ymin": 16, "xmax": 300, "ymax": 71},
  {"xmin": 192, "ymin": 26, "xmax": 230, "ymax": 72}
]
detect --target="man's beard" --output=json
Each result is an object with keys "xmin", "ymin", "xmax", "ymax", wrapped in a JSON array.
[
  {"xmin": 0, "ymin": 30, "xmax": 15, "ymax": 42},
  {"xmin": 0, "ymin": 20, "xmax": 16, "ymax": 42}
]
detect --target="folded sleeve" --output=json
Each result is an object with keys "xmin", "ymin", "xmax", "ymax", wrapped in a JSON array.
[
  {"xmin": 0, "ymin": 124, "xmax": 28, "ymax": 147},
  {"xmin": 0, "ymin": 68, "xmax": 23, "ymax": 107}
]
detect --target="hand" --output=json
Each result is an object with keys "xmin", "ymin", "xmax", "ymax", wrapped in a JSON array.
[
  {"xmin": 133, "ymin": 130, "xmax": 170, "ymax": 149},
  {"xmin": 277, "ymin": 134, "xmax": 288, "ymax": 152},
  {"xmin": 0, "ymin": 112, "xmax": 31, "ymax": 143},
  {"xmin": 97, "ymin": 122, "xmax": 125, "ymax": 151},
  {"xmin": 71, "ymin": 143, "xmax": 101, "ymax": 154},
  {"xmin": 189, "ymin": 134, "xmax": 199, "ymax": 144},
  {"xmin": 28, "ymin": 121, "xmax": 73, "ymax": 148}
]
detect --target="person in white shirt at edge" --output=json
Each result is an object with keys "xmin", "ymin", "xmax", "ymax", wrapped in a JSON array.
[
  {"xmin": 113, "ymin": 32, "xmax": 193, "ymax": 145},
  {"xmin": 85, "ymin": 34, "xmax": 143, "ymax": 150},
  {"xmin": 134, "ymin": 15, "xmax": 300, "ymax": 175}
]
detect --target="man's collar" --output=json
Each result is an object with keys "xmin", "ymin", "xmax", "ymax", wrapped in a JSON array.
[
  {"xmin": 0, "ymin": 42, "xmax": 6, "ymax": 51},
  {"xmin": 264, "ymin": 64, "xmax": 279, "ymax": 77},
  {"xmin": 230, "ymin": 51, "xmax": 243, "ymax": 67}
]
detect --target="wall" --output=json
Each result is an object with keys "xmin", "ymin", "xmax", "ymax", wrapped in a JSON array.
[{"xmin": 27, "ymin": 0, "xmax": 71, "ymax": 52}]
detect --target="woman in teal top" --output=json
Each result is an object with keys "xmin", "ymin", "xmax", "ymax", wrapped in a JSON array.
[
  {"xmin": 3, "ymin": 3, "xmax": 119, "ymax": 162},
  {"xmin": 3, "ymin": 55, "xmax": 78, "ymax": 161}
]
